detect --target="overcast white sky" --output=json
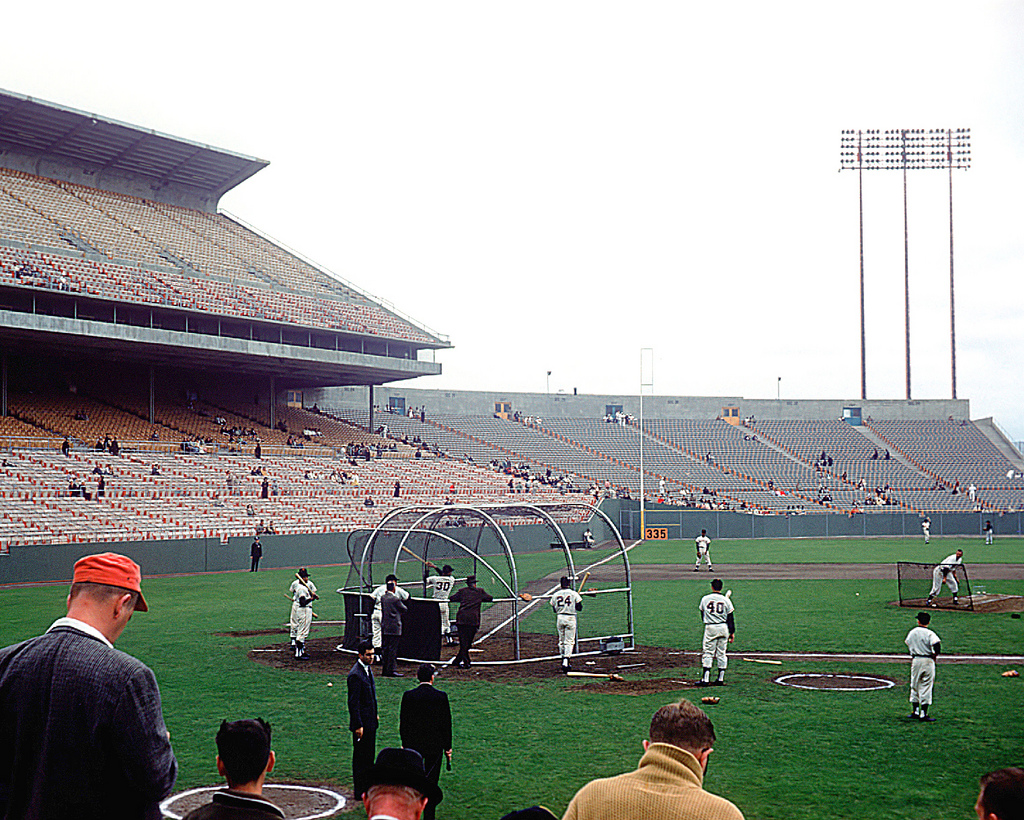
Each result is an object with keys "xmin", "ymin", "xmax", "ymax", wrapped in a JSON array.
[{"xmin": 4, "ymin": 2, "xmax": 1023, "ymax": 438}]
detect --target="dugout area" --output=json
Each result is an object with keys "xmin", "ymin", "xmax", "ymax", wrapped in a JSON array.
[{"xmin": 334, "ymin": 501, "xmax": 633, "ymax": 663}]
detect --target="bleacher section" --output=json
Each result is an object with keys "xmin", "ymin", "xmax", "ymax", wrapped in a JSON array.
[
  {"xmin": 2, "ymin": 393, "xmax": 1022, "ymax": 547},
  {"xmin": 0, "ymin": 448, "xmax": 572, "ymax": 547},
  {"xmin": 0, "ymin": 168, "xmax": 437, "ymax": 344}
]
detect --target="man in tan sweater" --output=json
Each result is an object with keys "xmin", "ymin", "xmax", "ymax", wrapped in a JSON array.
[{"xmin": 562, "ymin": 698, "xmax": 744, "ymax": 820}]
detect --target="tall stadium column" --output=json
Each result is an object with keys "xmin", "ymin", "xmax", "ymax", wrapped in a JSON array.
[
  {"xmin": 269, "ymin": 377, "xmax": 276, "ymax": 429},
  {"xmin": 149, "ymin": 365, "xmax": 155, "ymax": 425},
  {"xmin": 1, "ymin": 352, "xmax": 6, "ymax": 417},
  {"xmin": 368, "ymin": 385, "xmax": 374, "ymax": 435}
]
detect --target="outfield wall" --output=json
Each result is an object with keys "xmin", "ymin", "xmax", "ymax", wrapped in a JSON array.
[
  {"xmin": 0, "ymin": 522, "xmax": 592, "ymax": 586},
  {"xmin": 611, "ymin": 501, "xmax": 1022, "ymax": 541},
  {"xmin": 2, "ymin": 508, "xmax": 1018, "ymax": 586}
]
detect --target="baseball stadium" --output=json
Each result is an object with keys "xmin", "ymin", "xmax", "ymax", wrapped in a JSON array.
[{"xmin": 0, "ymin": 90, "xmax": 1021, "ymax": 820}]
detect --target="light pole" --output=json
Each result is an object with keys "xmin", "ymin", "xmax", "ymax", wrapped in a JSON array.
[
  {"xmin": 546, "ymin": 371, "xmax": 551, "ymax": 394},
  {"xmin": 639, "ymin": 348, "xmax": 653, "ymax": 539},
  {"xmin": 777, "ymin": 377, "xmax": 781, "ymax": 401},
  {"xmin": 840, "ymin": 128, "xmax": 969, "ymax": 399}
]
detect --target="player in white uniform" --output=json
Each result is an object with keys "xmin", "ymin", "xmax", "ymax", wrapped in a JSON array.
[
  {"xmin": 921, "ymin": 516, "xmax": 931, "ymax": 544},
  {"xmin": 550, "ymin": 576, "xmax": 583, "ymax": 672},
  {"xmin": 696, "ymin": 578, "xmax": 734, "ymax": 686},
  {"xmin": 425, "ymin": 563, "xmax": 457, "ymax": 644},
  {"xmin": 905, "ymin": 610, "xmax": 941, "ymax": 721},
  {"xmin": 694, "ymin": 529, "xmax": 713, "ymax": 572},
  {"xmin": 371, "ymin": 573, "xmax": 410, "ymax": 660},
  {"xmin": 927, "ymin": 549, "xmax": 963, "ymax": 606},
  {"xmin": 289, "ymin": 567, "xmax": 318, "ymax": 660}
]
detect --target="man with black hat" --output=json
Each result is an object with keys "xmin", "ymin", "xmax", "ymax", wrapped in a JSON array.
[
  {"xmin": 250, "ymin": 535, "xmax": 262, "ymax": 572},
  {"xmin": 400, "ymin": 664, "xmax": 453, "ymax": 820},
  {"xmin": 359, "ymin": 748, "xmax": 443, "ymax": 820},
  {"xmin": 0, "ymin": 552, "xmax": 177, "ymax": 819},
  {"xmin": 449, "ymin": 575, "xmax": 493, "ymax": 668},
  {"xmin": 183, "ymin": 718, "xmax": 281, "ymax": 819}
]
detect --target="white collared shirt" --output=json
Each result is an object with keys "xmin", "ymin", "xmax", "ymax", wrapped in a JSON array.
[{"xmin": 47, "ymin": 617, "xmax": 112, "ymax": 648}]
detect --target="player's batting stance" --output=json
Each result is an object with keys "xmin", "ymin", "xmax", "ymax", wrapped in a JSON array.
[
  {"xmin": 425, "ymin": 564, "xmax": 457, "ymax": 646},
  {"xmin": 694, "ymin": 529, "xmax": 713, "ymax": 572},
  {"xmin": 551, "ymin": 577, "xmax": 583, "ymax": 673},
  {"xmin": 696, "ymin": 579, "xmax": 734, "ymax": 686},
  {"xmin": 927, "ymin": 549, "xmax": 963, "ymax": 607},
  {"xmin": 289, "ymin": 568, "xmax": 318, "ymax": 660}
]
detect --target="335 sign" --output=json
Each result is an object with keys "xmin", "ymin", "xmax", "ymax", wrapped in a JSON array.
[{"xmin": 644, "ymin": 527, "xmax": 669, "ymax": 540}]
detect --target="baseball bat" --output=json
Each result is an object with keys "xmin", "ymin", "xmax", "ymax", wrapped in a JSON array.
[
  {"xmin": 398, "ymin": 543, "xmax": 431, "ymax": 565},
  {"xmin": 566, "ymin": 671, "xmax": 625, "ymax": 681},
  {"xmin": 742, "ymin": 657, "xmax": 782, "ymax": 665},
  {"xmin": 577, "ymin": 571, "xmax": 591, "ymax": 593}
]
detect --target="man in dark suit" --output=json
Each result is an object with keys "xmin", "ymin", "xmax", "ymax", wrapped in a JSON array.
[
  {"xmin": 381, "ymin": 580, "xmax": 408, "ymax": 677},
  {"xmin": 0, "ymin": 552, "xmax": 177, "ymax": 820},
  {"xmin": 400, "ymin": 664, "xmax": 453, "ymax": 820},
  {"xmin": 347, "ymin": 640, "xmax": 379, "ymax": 794}
]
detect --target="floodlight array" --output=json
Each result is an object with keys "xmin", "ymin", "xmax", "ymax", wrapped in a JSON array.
[{"xmin": 840, "ymin": 128, "xmax": 970, "ymax": 171}]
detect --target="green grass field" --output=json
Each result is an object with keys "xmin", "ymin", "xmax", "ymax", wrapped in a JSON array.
[{"xmin": 1, "ymin": 536, "xmax": 1021, "ymax": 819}]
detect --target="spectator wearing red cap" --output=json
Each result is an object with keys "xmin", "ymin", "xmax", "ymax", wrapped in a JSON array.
[{"xmin": 0, "ymin": 552, "xmax": 177, "ymax": 819}]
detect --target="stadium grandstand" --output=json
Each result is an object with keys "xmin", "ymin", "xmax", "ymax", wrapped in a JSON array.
[{"xmin": 0, "ymin": 89, "xmax": 1022, "ymax": 576}]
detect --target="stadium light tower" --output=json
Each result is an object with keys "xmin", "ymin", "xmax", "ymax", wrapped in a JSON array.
[{"xmin": 840, "ymin": 128, "xmax": 970, "ymax": 400}]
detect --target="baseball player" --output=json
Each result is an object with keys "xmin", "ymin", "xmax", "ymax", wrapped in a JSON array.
[
  {"xmin": 696, "ymin": 578, "xmax": 734, "ymax": 686},
  {"xmin": 921, "ymin": 516, "xmax": 931, "ymax": 544},
  {"xmin": 550, "ymin": 576, "xmax": 583, "ymax": 673},
  {"xmin": 289, "ymin": 567, "xmax": 318, "ymax": 660},
  {"xmin": 371, "ymin": 574, "xmax": 410, "ymax": 661},
  {"xmin": 694, "ymin": 529, "xmax": 713, "ymax": 572},
  {"xmin": 424, "ymin": 563, "xmax": 457, "ymax": 645},
  {"xmin": 983, "ymin": 520, "xmax": 994, "ymax": 545},
  {"xmin": 905, "ymin": 610, "xmax": 941, "ymax": 721},
  {"xmin": 927, "ymin": 549, "xmax": 963, "ymax": 607}
]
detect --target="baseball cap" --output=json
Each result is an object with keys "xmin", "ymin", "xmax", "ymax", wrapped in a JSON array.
[{"xmin": 72, "ymin": 552, "xmax": 149, "ymax": 612}]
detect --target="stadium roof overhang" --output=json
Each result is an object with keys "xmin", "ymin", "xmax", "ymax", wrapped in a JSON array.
[
  {"xmin": 0, "ymin": 89, "xmax": 267, "ymax": 209},
  {"xmin": 0, "ymin": 311, "xmax": 440, "ymax": 389}
]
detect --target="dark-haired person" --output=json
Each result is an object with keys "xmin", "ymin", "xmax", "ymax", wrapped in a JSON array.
[
  {"xmin": 400, "ymin": 664, "xmax": 453, "ymax": 820},
  {"xmin": 905, "ymin": 610, "xmax": 941, "ymax": 721},
  {"xmin": 348, "ymin": 640, "xmax": 379, "ymax": 794},
  {"xmin": 449, "ymin": 576, "xmax": 493, "ymax": 669},
  {"xmin": 696, "ymin": 579, "xmax": 734, "ymax": 687},
  {"xmin": 0, "ymin": 552, "xmax": 177, "ymax": 819},
  {"xmin": 975, "ymin": 768, "xmax": 1024, "ymax": 820},
  {"xmin": 425, "ymin": 563, "xmax": 458, "ymax": 645},
  {"xmin": 551, "ymin": 577, "xmax": 583, "ymax": 673},
  {"xmin": 183, "ymin": 719, "xmax": 281, "ymax": 819},
  {"xmin": 562, "ymin": 698, "xmax": 744, "ymax": 820}
]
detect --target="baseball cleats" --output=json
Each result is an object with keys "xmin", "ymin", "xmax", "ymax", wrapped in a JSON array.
[
  {"xmin": 693, "ymin": 567, "xmax": 699, "ymax": 572},
  {"xmin": 711, "ymin": 680, "xmax": 726, "ymax": 687},
  {"xmin": 919, "ymin": 715, "xmax": 936, "ymax": 722}
]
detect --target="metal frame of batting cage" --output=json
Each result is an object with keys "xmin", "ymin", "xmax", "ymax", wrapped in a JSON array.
[
  {"xmin": 896, "ymin": 561, "xmax": 974, "ymax": 611},
  {"xmin": 354, "ymin": 501, "xmax": 633, "ymax": 661}
]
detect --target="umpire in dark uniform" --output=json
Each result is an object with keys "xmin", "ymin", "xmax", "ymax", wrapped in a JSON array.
[
  {"xmin": 347, "ymin": 640, "xmax": 378, "ymax": 795},
  {"xmin": 400, "ymin": 664, "xmax": 453, "ymax": 820}
]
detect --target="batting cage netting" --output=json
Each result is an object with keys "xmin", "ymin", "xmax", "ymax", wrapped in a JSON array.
[
  {"xmin": 336, "ymin": 501, "xmax": 633, "ymax": 663},
  {"xmin": 896, "ymin": 561, "xmax": 973, "ymax": 610}
]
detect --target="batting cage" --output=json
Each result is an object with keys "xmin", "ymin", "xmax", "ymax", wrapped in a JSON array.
[
  {"xmin": 336, "ymin": 501, "xmax": 633, "ymax": 664},
  {"xmin": 897, "ymin": 561, "xmax": 974, "ymax": 610}
]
